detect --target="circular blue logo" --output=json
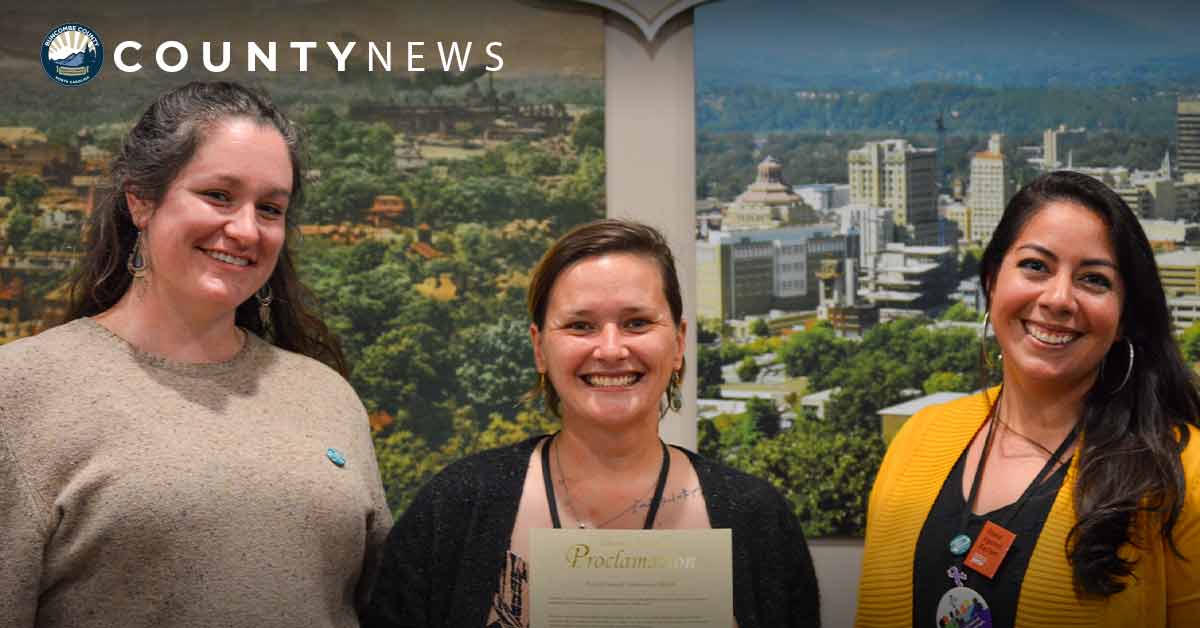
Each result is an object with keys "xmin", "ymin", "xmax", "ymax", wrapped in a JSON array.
[{"xmin": 41, "ymin": 23, "xmax": 103, "ymax": 87}]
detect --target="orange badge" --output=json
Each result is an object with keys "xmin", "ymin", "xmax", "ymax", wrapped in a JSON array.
[{"xmin": 963, "ymin": 520, "xmax": 1016, "ymax": 579}]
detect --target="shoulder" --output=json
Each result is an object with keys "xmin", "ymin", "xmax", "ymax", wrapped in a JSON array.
[
  {"xmin": 252, "ymin": 337, "xmax": 360, "ymax": 404},
  {"xmin": 1180, "ymin": 425, "xmax": 1200, "ymax": 496},
  {"xmin": 886, "ymin": 388, "xmax": 994, "ymax": 458},
  {"xmin": 412, "ymin": 436, "xmax": 544, "ymax": 505},
  {"xmin": 0, "ymin": 320, "xmax": 102, "ymax": 396},
  {"xmin": 684, "ymin": 448, "xmax": 791, "ymax": 519}
]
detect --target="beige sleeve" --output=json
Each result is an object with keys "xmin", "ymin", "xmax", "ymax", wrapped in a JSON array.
[{"xmin": 0, "ymin": 407, "xmax": 48, "ymax": 627}]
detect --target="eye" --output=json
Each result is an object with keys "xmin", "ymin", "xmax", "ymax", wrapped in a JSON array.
[
  {"xmin": 625, "ymin": 318, "xmax": 651, "ymax": 331},
  {"xmin": 1079, "ymin": 273, "xmax": 1113, "ymax": 291},
  {"xmin": 203, "ymin": 190, "xmax": 231, "ymax": 203},
  {"xmin": 257, "ymin": 203, "xmax": 286, "ymax": 218},
  {"xmin": 566, "ymin": 320, "xmax": 593, "ymax": 332},
  {"xmin": 1017, "ymin": 258, "xmax": 1048, "ymax": 273}
]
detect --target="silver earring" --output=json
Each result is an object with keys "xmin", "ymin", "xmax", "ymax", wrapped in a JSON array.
[
  {"xmin": 1110, "ymin": 338, "xmax": 1134, "ymax": 395},
  {"xmin": 127, "ymin": 231, "xmax": 148, "ymax": 279},
  {"xmin": 256, "ymin": 283, "xmax": 273, "ymax": 331},
  {"xmin": 668, "ymin": 370, "xmax": 683, "ymax": 412},
  {"xmin": 981, "ymin": 311, "xmax": 998, "ymax": 368}
]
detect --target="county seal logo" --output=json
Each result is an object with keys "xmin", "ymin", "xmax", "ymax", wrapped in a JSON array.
[{"xmin": 41, "ymin": 23, "xmax": 103, "ymax": 86}]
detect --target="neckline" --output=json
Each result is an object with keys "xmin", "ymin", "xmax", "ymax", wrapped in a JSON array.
[
  {"xmin": 78, "ymin": 316, "xmax": 260, "ymax": 376},
  {"xmin": 541, "ymin": 432, "xmax": 671, "ymax": 530}
]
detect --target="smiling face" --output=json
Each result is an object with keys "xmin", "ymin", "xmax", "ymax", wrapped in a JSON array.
[
  {"xmin": 988, "ymin": 200, "xmax": 1124, "ymax": 391},
  {"xmin": 531, "ymin": 253, "xmax": 686, "ymax": 429},
  {"xmin": 127, "ymin": 117, "xmax": 292, "ymax": 320}
]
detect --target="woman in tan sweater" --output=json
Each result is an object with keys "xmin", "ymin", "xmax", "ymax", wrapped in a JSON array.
[{"xmin": 0, "ymin": 81, "xmax": 390, "ymax": 627}]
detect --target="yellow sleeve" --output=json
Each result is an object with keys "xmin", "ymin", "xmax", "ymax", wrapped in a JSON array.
[{"xmin": 1167, "ymin": 426, "xmax": 1200, "ymax": 624}]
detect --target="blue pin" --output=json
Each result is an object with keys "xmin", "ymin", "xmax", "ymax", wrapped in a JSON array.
[{"xmin": 326, "ymin": 447, "xmax": 346, "ymax": 467}]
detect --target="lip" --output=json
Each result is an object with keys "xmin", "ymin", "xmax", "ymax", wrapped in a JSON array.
[
  {"xmin": 200, "ymin": 247, "xmax": 255, "ymax": 267},
  {"xmin": 579, "ymin": 372, "xmax": 644, "ymax": 388},
  {"xmin": 1022, "ymin": 320, "xmax": 1082, "ymax": 347}
]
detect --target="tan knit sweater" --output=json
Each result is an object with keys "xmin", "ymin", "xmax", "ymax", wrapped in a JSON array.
[{"xmin": 0, "ymin": 318, "xmax": 392, "ymax": 627}]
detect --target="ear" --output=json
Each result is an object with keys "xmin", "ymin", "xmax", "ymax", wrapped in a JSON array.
[
  {"xmin": 125, "ymin": 187, "xmax": 154, "ymax": 230},
  {"xmin": 674, "ymin": 318, "xmax": 687, "ymax": 371},
  {"xmin": 530, "ymin": 322, "xmax": 546, "ymax": 373}
]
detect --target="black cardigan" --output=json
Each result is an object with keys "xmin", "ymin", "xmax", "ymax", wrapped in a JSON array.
[{"xmin": 364, "ymin": 436, "xmax": 820, "ymax": 627}]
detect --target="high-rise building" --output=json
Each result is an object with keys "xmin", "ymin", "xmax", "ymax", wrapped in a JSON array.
[
  {"xmin": 847, "ymin": 139, "xmax": 939, "ymax": 244},
  {"xmin": 968, "ymin": 134, "xmax": 1013, "ymax": 244},
  {"xmin": 1178, "ymin": 100, "xmax": 1200, "ymax": 178},
  {"xmin": 1042, "ymin": 124, "xmax": 1087, "ymax": 169}
]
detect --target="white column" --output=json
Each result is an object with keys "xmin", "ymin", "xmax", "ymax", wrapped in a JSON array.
[{"xmin": 604, "ymin": 12, "xmax": 697, "ymax": 449}]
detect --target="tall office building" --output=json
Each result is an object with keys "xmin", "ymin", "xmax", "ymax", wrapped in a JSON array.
[
  {"xmin": 1042, "ymin": 124, "xmax": 1087, "ymax": 169},
  {"xmin": 847, "ymin": 139, "xmax": 939, "ymax": 244},
  {"xmin": 968, "ymin": 134, "xmax": 1013, "ymax": 244},
  {"xmin": 1178, "ymin": 100, "xmax": 1200, "ymax": 178}
]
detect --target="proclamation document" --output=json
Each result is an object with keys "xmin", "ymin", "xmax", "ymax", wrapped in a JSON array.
[{"xmin": 529, "ymin": 528, "xmax": 733, "ymax": 628}]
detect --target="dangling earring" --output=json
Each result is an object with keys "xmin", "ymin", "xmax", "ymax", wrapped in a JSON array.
[
  {"xmin": 127, "ymin": 231, "xmax": 148, "ymax": 279},
  {"xmin": 668, "ymin": 370, "xmax": 683, "ymax": 412},
  {"xmin": 1109, "ymin": 338, "xmax": 1135, "ymax": 395},
  {"xmin": 256, "ymin": 282, "xmax": 273, "ymax": 333}
]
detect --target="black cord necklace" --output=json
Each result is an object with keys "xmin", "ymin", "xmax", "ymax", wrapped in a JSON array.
[
  {"xmin": 541, "ymin": 432, "xmax": 671, "ymax": 530},
  {"xmin": 950, "ymin": 401, "xmax": 1079, "ymax": 557}
]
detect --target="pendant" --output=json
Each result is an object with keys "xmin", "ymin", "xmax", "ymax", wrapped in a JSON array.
[
  {"xmin": 949, "ymin": 533, "xmax": 972, "ymax": 556},
  {"xmin": 936, "ymin": 586, "xmax": 993, "ymax": 628}
]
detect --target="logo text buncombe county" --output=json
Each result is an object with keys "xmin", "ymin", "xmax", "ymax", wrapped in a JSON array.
[{"xmin": 566, "ymin": 544, "xmax": 697, "ymax": 569}]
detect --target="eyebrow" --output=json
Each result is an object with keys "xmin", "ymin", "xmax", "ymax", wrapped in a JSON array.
[
  {"xmin": 1016, "ymin": 243, "xmax": 1117, "ymax": 269},
  {"xmin": 560, "ymin": 306, "xmax": 659, "ymax": 318},
  {"xmin": 209, "ymin": 174, "xmax": 291, "ymax": 200}
]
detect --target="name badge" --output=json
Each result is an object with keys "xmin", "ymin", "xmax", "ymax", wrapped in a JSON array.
[{"xmin": 964, "ymin": 520, "xmax": 1016, "ymax": 580}]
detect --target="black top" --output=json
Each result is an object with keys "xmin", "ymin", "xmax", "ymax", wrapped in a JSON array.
[
  {"xmin": 912, "ymin": 446, "xmax": 1070, "ymax": 628},
  {"xmin": 363, "ymin": 435, "xmax": 821, "ymax": 628}
]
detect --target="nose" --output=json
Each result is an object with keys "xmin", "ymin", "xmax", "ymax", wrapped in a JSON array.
[
  {"xmin": 1038, "ymin": 270, "xmax": 1076, "ymax": 316},
  {"xmin": 223, "ymin": 202, "xmax": 261, "ymax": 245},
  {"xmin": 593, "ymin": 322, "xmax": 629, "ymax": 361}
]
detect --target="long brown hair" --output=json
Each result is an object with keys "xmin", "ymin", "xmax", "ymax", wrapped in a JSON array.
[
  {"xmin": 980, "ymin": 170, "xmax": 1199, "ymax": 596},
  {"xmin": 63, "ymin": 81, "xmax": 347, "ymax": 375}
]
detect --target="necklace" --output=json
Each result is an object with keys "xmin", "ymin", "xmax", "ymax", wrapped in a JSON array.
[
  {"xmin": 541, "ymin": 432, "xmax": 671, "ymax": 530},
  {"xmin": 950, "ymin": 394, "xmax": 1078, "ymax": 558}
]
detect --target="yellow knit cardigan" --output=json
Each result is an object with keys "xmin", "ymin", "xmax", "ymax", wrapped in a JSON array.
[{"xmin": 855, "ymin": 389, "xmax": 1200, "ymax": 627}]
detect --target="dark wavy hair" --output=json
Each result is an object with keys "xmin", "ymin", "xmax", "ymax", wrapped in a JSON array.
[
  {"xmin": 62, "ymin": 81, "xmax": 346, "ymax": 375},
  {"xmin": 979, "ymin": 170, "xmax": 1199, "ymax": 596},
  {"xmin": 526, "ymin": 219, "xmax": 684, "ymax": 416}
]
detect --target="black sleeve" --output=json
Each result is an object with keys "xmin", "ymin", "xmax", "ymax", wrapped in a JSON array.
[
  {"xmin": 361, "ymin": 484, "xmax": 440, "ymax": 628},
  {"xmin": 774, "ymin": 489, "xmax": 821, "ymax": 628}
]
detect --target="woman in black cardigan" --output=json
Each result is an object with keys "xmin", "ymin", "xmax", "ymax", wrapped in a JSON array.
[{"xmin": 365, "ymin": 219, "xmax": 820, "ymax": 627}]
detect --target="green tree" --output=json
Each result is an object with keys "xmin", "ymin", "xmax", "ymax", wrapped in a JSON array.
[
  {"xmin": 4, "ymin": 206, "xmax": 34, "ymax": 250},
  {"xmin": 749, "ymin": 318, "xmax": 771, "ymax": 337},
  {"xmin": 571, "ymin": 108, "xmax": 604, "ymax": 152},
  {"xmin": 923, "ymin": 370, "xmax": 971, "ymax": 395},
  {"xmin": 959, "ymin": 247, "xmax": 982, "ymax": 280},
  {"xmin": 940, "ymin": 301, "xmax": 980, "ymax": 322},
  {"xmin": 1180, "ymin": 322, "xmax": 1200, "ymax": 363},
  {"xmin": 697, "ymin": 345, "xmax": 724, "ymax": 398},
  {"xmin": 454, "ymin": 317, "xmax": 535, "ymax": 421},
  {"xmin": 736, "ymin": 356, "xmax": 761, "ymax": 383},
  {"xmin": 778, "ymin": 322, "xmax": 851, "ymax": 387},
  {"xmin": 746, "ymin": 397, "xmax": 782, "ymax": 438},
  {"xmin": 4, "ymin": 174, "xmax": 46, "ymax": 211}
]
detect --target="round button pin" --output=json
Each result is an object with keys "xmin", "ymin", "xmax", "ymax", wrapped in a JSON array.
[{"xmin": 326, "ymin": 447, "xmax": 346, "ymax": 467}]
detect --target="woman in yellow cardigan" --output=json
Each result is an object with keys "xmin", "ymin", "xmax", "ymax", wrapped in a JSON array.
[{"xmin": 857, "ymin": 171, "xmax": 1200, "ymax": 628}]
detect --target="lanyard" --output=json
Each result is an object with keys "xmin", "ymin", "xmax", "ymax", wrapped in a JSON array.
[
  {"xmin": 958, "ymin": 403, "xmax": 1078, "ymax": 542},
  {"xmin": 541, "ymin": 432, "xmax": 671, "ymax": 530}
]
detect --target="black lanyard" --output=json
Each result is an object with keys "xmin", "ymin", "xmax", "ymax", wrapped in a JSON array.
[
  {"xmin": 959, "ymin": 406, "xmax": 1079, "ymax": 539},
  {"xmin": 541, "ymin": 432, "xmax": 671, "ymax": 530}
]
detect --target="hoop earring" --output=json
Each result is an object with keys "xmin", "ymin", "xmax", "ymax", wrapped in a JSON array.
[
  {"xmin": 981, "ymin": 311, "xmax": 995, "ymax": 369},
  {"xmin": 667, "ymin": 370, "xmax": 683, "ymax": 412},
  {"xmin": 126, "ymin": 231, "xmax": 148, "ymax": 279},
  {"xmin": 1110, "ymin": 338, "xmax": 1135, "ymax": 395},
  {"xmin": 256, "ymin": 282, "xmax": 273, "ymax": 333}
]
